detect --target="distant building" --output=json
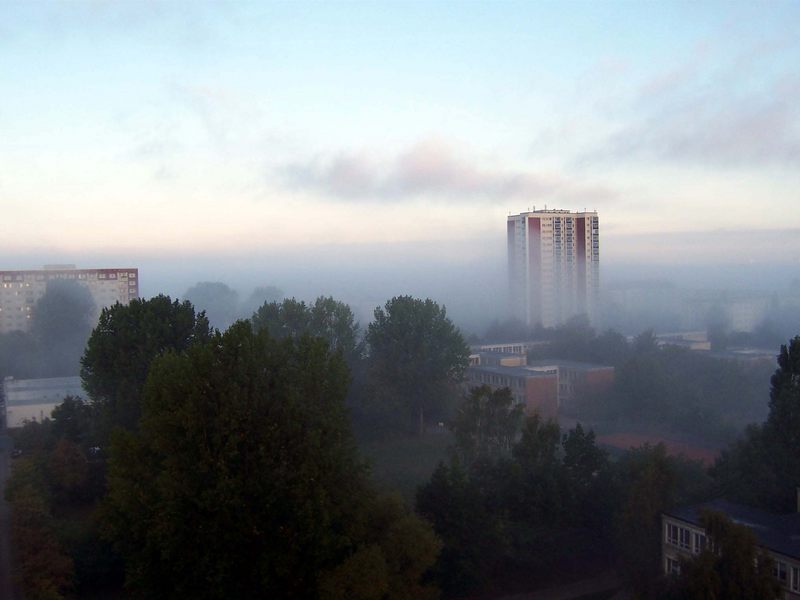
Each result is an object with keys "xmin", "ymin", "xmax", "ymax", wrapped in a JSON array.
[
  {"xmin": 471, "ymin": 341, "xmax": 549, "ymax": 355},
  {"xmin": 466, "ymin": 351, "xmax": 613, "ymax": 420},
  {"xmin": 507, "ymin": 209, "xmax": 599, "ymax": 328},
  {"xmin": 465, "ymin": 361, "xmax": 559, "ymax": 420},
  {"xmin": 662, "ymin": 498, "xmax": 800, "ymax": 598},
  {"xmin": 0, "ymin": 265, "xmax": 139, "ymax": 333},
  {"xmin": 3, "ymin": 376, "xmax": 87, "ymax": 428}
]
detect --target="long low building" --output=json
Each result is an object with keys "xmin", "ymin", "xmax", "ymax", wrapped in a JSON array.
[
  {"xmin": 466, "ymin": 351, "xmax": 614, "ymax": 420},
  {"xmin": 662, "ymin": 498, "xmax": 800, "ymax": 598},
  {"xmin": 2, "ymin": 376, "xmax": 87, "ymax": 428},
  {"xmin": 465, "ymin": 362, "xmax": 559, "ymax": 419}
]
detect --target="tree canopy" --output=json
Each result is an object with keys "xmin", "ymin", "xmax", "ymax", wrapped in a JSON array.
[
  {"xmin": 80, "ymin": 295, "xmax": 211, "ymax": 436},
  {"xmin": 713, "ymin": 336, "xmax": 800, "ymax": 512},
  {"xmin": 103, "ymin": 321, "xmax": 439, "ymax": 599},
  {"xmin": 252, "ymin": 296, "xmax": 363, "ymax": 363},
  {"xmin": 366, "ymin": 296, "xmax": 469, "ymax": 434}
]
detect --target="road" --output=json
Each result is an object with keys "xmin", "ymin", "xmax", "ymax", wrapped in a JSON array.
[{"xmin": 0, "ymin": 434, "xmax": 16, "ymax": 600}]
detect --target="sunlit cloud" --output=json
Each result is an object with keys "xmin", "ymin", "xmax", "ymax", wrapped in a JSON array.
[{"xmin": 282, "ymin": 139, "xmax": 620, "ymax": 205}]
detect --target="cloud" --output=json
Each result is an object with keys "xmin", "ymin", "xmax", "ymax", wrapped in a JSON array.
[
  {"xmin": 606, "ymin": 78, "xmax": 800, "ymax": 167},
  {"xmin": 282, "ymin": 139, "xmax": 619, "ymax": 204}
]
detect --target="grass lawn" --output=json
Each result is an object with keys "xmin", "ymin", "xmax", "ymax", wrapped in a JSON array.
[{"xmin": 359, "ymin": 431, "xmax": 454, "ymax": 505}]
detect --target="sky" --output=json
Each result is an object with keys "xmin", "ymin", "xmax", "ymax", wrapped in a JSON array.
[{"xmin": 1, "ymin": 1, "xmax": 799, "ymax": 289}]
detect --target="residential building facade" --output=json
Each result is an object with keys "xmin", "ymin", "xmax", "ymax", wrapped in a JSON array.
[
  {"xmin": 0, "ymin": 265, "xmax": 139, "ymax": 333},
  {"xmin": 662, "ymin": 498, "xmax": 800, "ymax": 598},
  {"xmin": 508, "ymin": 209, "xmax": 599, "ymax": 328}
]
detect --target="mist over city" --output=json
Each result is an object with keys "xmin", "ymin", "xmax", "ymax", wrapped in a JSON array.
[{"xmin": 1, "ymin": 2, "xmax": 800, "ymax": 599}]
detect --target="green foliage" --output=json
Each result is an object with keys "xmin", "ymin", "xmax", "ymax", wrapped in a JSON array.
[
  {"xmin": 103, "ymin": 322, "xmax": 439, "ymax": 598},
  {"xmin": 417, "ymin": 416, "xmax": 615, "ymax": 596},
  {"xmin": 367, "ymin": 296, "xmax": 469, "ymax": 434},
  {"xmin": 713, "ymin": 336, "xmax": 800, "ymax": 512},
  {"xmin": 614, "ymin": 444, "xmax": 677, "ymax": 596},
  {"xmin": 452, "ymin": 386, "xmax": 523, "ymax": 465},
  {"xmin": 5, "ymin": 457, "xmax": 75, "ymax": 600},
  {"xmin": 416, "ymin": 460, "xmax": 508, "ymax": 595},
  {"xmin": 663, "ymin": 510, "xmax": 781, "ymax": 600},
  {"xmin": 50, "ymin": 396, "xmax": 95, "ymax": 448},
  {"xmin": 252, "ymin": 296, "xmax": 363, "ymax": 363},
  {"xmin": 577, "ymin": 343, "xmax": 770, "ymax": 444},
  {"xmin": 80, "ymin": 295, "xmax": 210, "ymax": 436}
]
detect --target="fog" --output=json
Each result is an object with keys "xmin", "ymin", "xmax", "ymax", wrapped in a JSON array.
[{"xmin": 4, "ymin": 229, "xmax": 800, "ymax": 339}]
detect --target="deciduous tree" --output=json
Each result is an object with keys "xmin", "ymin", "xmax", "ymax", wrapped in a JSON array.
[
  {"xmin": 103, "ymin": 322, "xmax": 437, "ymax": 598},
  {"xmin": 366, "ymin": 296, "xmax": 468, "ymax": 434},
  {"xmin": 80, "ymin": 295, "xmax": 210, "ymax": 436}
]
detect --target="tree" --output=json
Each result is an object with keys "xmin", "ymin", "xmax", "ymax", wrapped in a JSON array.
[
  {"xmin": 366, "ymin": 296, "xmax": 469, "ymax": 434},
  {"xmin": 714, "ymin": 337, "xmax": 800, "ymax": 512},
  {"xmin": 183, "ymin": 281, "xmax": 239, "ymax": 330},
  {"xmin": 615, "ymin": 444, "xmax": 677, "ymax": 597},
  {"xmin": 5, "ymin": 458, "xmax": 75, "ymax": 599},
  {"xmin": 766, "ymin": 336, "xmax": 800, "ymax": 451},
  {"xmin": 252, "ymin": 296, "xmax": 363, "ymax": 363},
  {"xmin": 31, "ymin": 279, "xmax": 96, "ymax": 376},
  {"xmin": 80, "ymin": 295, "xmax": 210, "ymax": 436},
  {"xmin": 452, "ymin": 386, "xmax": 524, "ymax": 466},
  {"xmin": 103, "ymin": 322, "xmax": 438, "ymax": 598},
  {"xmin": 664, "ymin": 510, "xmax": 781, "ymax": 600},
  {"xmin": 239, "ymin": 285, "xmax": 283, "ymax": 318},
  {"xmin": 416, "ymin": 460, "xmax": 508, "ymax": 596},
  {"xmin": 50, "ymin": 396, "xmax": 95, "ymax": 448}
]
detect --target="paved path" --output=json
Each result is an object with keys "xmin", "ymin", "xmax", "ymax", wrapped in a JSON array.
[{"xmin": 0, "ymin": 434, "xmax": 16, "ymax": 600}]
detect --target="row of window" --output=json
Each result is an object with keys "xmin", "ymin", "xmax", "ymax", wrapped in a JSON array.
[
  {"xmin": 666, "ymin": 523, "xmax": 706, "ymax": 554},
  {"xmin": 774, "ymin": 561, "xmax": 800, "ymax": 592},
  {"xmin": 666, "ymin": 522, "xmax": 800, "ymax": 592}
]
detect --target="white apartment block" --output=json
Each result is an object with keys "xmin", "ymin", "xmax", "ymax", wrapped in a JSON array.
[
  {"xmin": 508, "ymin": 209, "xmax": 599, "ymax": 328},
  {"xmin": 0, "ymin": 265, "xmax": 139, "ymax": 334}
]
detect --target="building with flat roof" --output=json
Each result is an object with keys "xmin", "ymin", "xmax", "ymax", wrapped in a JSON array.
[
  {"xmin": 466, "ymin": 351, "xmax": 614, "ymax": 420},
  {"xmin": 3, "ymin": 376, "xmax": 87, "ymax": 428},
  {"xmin": 0, "ymin": 265, "xmax": 139, "ymax": 333},
  {"xmin": 662, "ymin": 498, "xmax": 800, "ymax": 597},
  {"xmin": 508, "ymin": 209, "xmax": 599, "ymax": 328}
]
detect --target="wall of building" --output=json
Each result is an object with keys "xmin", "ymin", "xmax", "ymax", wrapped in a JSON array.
[
  {"xmin": 0, "ymin": 267, "xmax": 139, "ymax": 333},
  {"xmin": 525, "ymin": 376, "xmax": 558, "ymax": 420}
]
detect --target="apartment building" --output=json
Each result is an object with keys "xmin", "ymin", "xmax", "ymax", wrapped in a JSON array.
[
  {"xmin": 662, "ymin": 498, "xmax": 800, "ymax": 598},
  {"xmin": 508, "ymin": 209, "xmax": 599, "ymax": 328},
  {"xmin": 0, "ymin": 265, "xmax": 139, "ymax": 333}
]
